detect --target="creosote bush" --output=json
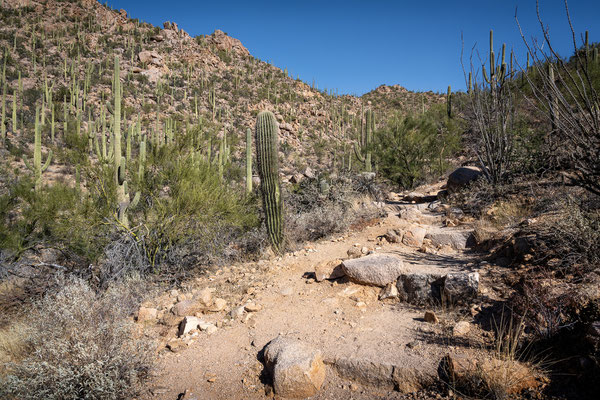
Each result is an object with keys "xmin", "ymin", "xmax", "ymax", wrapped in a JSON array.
[{"xmin": 0, "ymin": 276, "xmax": 155, "ymax": 400}]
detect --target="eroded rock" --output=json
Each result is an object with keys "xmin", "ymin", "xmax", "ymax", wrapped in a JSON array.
[{"xmin": 264, "ymin": 337, "xmax": 326, "ymax": 398}]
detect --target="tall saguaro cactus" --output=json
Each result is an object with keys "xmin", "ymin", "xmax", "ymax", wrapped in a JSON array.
[
  {"xmin": 354, "ymin": 109, "xmax": 374, "ymax": 172},
  {"xmin": 446, "ymin": 85, "xmax": 452, "ymax": 118},
  {"xmin": 246, "ymin": 127, "xmax": 253, "ymax": 193},
  {"xmin": 24, "ymin": 107, "xmax": 52, "ymax": 191},
  {"xmin": 112, "ymin": 55, "xmax": 136, "ymax": 227},
  {"xmin": 255, "ymin": 111, "xmax": 284, "ymax": 253}
]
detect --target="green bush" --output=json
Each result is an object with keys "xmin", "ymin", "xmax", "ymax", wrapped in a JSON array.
[
  {"xmin": 0, "ymin": 177, "xmax": 112, "ymax": 261},
  {"xmin": 374, "ymin": 105, "xmax": 461, "ymax": 189},
  {"xmin": 0, "ymin": 276, "xmax": 154, "ymax": 400}
]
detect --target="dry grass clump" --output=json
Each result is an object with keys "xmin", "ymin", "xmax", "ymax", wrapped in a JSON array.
[
  {"xmin": 0, "ymin": 276, "xmax": 155, "ymax": 400},
  {"xmin": 442, "ymin": 313, "xmax": 547, "ymax": 400}
]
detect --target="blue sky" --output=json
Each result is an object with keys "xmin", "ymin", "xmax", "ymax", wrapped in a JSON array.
[{"xmin": 107, "ymin": 0, "xmax": 599, "ymax": 95}]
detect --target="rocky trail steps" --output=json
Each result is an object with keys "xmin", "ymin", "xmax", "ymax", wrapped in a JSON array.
[{"xmin": 137, "ymin": 183, "xmax": 499, "ymax": 400}]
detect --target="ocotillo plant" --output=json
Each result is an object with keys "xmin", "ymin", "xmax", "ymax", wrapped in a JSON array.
[
  {"xmin": 548, "ymin": 63, "xmax": 559, "ymax": 133},
  {"xmin": 24, "ymin": 107, "xmax": 52, "ymax": 191},
  {"xmin": 354, "ymin": 109, "xmax": 373, "ymax": 172},
  {"xmin": 255, "ymin": 111, "xmax": 284, "ymax": 253},
  {"xmin": 246, "ymin": 127, "xmax": 252, "ymax": 193}
]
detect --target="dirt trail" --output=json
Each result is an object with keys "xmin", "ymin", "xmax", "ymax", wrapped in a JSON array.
[{"xmin": 143, "ymin": 188, "xmax": 484, "ymax": 400}]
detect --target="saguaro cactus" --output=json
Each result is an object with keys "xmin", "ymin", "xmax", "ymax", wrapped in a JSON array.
[
  {"xmin": 246, "ymin": 127, "xmax": 252, "ymax": 193},
  {"xmin": 24, "ymin": 107, "xmax": 52, "ymax": 191},
  {"xmin": 354, "ymin": 109, "xmax": 373, "ymax": 172},
  {"xmin": 446, "ymin": 85, "xmax": 452, "ymax": 118},
  {"xmin": 255, "ymin": 111, "xmax": 284, "ymax": 252},
  {"xmin": 112, "ymin": 55, "xmax": 135, "ymax": 227}
]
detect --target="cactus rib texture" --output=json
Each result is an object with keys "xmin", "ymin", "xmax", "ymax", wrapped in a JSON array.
[{"xmin": 255, "ymin": 111, "xmax": 284, "ymax": 252}]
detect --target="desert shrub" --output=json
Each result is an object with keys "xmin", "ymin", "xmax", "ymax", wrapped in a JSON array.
[
  {"xmin": 285, "ymin": 174, "xmax": 384, "ymax": 244},
  {"xmin": 528, "ymin": 198, "xmax": 600, "ymax": 275},
  {"xmin": 104, "ymin": 153, "xmax": 262, "ymax": 282},
  {"xmin": 0, "ymin": 276, "xmax": 155, "ymax": 400},
  {"xmin": 374, "ymin": 105, "xmax": 461, "ymax": 189}
]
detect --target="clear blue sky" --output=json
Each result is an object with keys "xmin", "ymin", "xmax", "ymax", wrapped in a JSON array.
[{"xmin": 107, "ymin": 0, "xmax": 599, "ymax": 95}]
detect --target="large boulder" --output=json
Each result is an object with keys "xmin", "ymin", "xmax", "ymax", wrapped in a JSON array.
[
  {"xmin": 341, "ymin": 254, "xmax": 405, "ymax": 287},
  {"xmin": 263, "ymin": 337, "xmax": 326, "ymax": 398},
  {"xmin": 326, "ymin": 356, "xmax": 432, "ymax": 393},
  {"xmin": 138, "ymin": 50, "xmax": 163, "ymax": 66},
  {"xmin": 443, "ymin": 272, "xmax": 479, "ymax": 303},
  {"xmin": 447, "ymin": 166, "xmax": 483, "ymax": 192},
  {"xmin": 396, "ymin": 273, "xmax": 445, "ymax": 305},
  {"xmin": 425, "ymin": 231, "xmax": 474, "ymax": 250}
]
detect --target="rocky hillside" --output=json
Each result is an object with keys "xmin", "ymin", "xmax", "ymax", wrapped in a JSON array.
[
  {"xmin": 0, "ymin": 0, "xmax": 444, "ymax": 180},
  {"xmin": 362, "ymin": 84, "xmax": 445, "ymax": 118}
]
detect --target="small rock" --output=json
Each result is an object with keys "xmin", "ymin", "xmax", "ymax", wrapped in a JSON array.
[
  {"xmin": 137, "ymin": 306, "xmax": 158, "ymax": 322},
  {"xmin": 361, "ymin": 246, "xmax": 370, "ymax": 254},
  {"xmin": 208, "ymin": 298, "xmax": 227, "ymax": 312},
  {"xmin": 196, "ymin": 288, "xmax": 214, "ymax": 307},
  {"xmin": 402, "ymin": 226, "xmax": 427, "ymax": 247},
  {"xmin": 347, "ymin": 247, "xmax": 362, "ymax": 259},
  {"xmin": 244, "ymin": 302, "xmax": 263, "ymax": 312},
  {"xmin": 355, "ymin": 301, "xmax": 367, "ymax": 309},
  {"xmin": 303, "ymin": 167, "xmax": 316, "ymax": 179},
  {"xmin": 314, "ymin": 259, "xmax": 345, "ymax": 282},
  {"xmin": 166, "ymin": 340, "xmax": 185, "ymax": 353},
  {"xmin": 384, "ymin": 229, "xmax": 402, "ymax": 244},
  {"xmin": 198, "ymin": 322, "xmax": 218, "ymax": 334},
  {"xmin": 263, "ymin": 337, "xmax": 326, "ymax": 398},
  {"xmin": 379, "ymin": 283, "xmax": 399, "ymax": 300},
  {"xmin": 173, "ymin": 300, "xmax": 196, "ymax": 317},
  {"xmin": 453, "ymin": 321, "xmax": 471, "ymax": 336},
  {"xmin": 229, "ymin": 306, "xmax": 246, "ymax": 320},
  {"xmin": 424, "ymin": 311, "xmax": 439, "ymax": 324},
  {"xmin": 178, "ymin": 316, "xmax": 203, "ymax": 337}
]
